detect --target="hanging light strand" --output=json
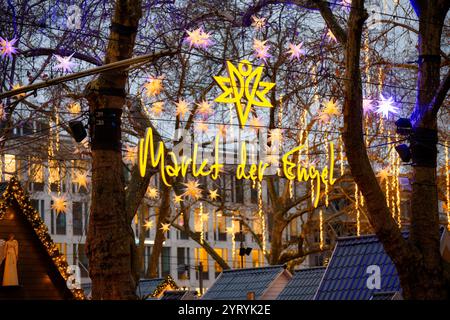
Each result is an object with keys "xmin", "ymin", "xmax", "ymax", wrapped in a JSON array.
[
  {"xmin": 319, "ymin": 209, "xmax": 324, "ymax": 250},
  {"xmin": 355, "ymin": 183, "xmax": 360, "ymax": 236},
  {"xmin": 258, "ymin": 181, "xmax": 266, "ymax": 255},
  {"xmin": 445, "ymin": 140, "xmax": 450, "ymax": 231}
]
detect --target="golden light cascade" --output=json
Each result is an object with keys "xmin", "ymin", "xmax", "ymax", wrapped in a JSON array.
[
  {"xmin": 355, "ymin": 183, "xmax": 360, "ymax": 236},
  {"xmin": 258, "ymin": 181, "xmax": 266, "ymax": 255},
  {"xmin": 319, "ymin": 209, "xmax": 324, "ymax": 250},
  {"xmin": 445, "ymin": 140, "xmax": 450, "ymax": 231}
]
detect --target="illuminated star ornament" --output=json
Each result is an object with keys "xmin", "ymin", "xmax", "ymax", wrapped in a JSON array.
[
  {"xmin": 287, "ymin": 42, "xmax": 305, "ymax": 61},
  {"xmin": 175, "ymin": 99, "xmax": 190, "ymax": 118},
  {"xmin": 143, "ymin": 76, "xmax": 164, "ymax": 97},
  {"xmin": 174, "ymin": 194, "xmax": 183, "ymax": 204},
  {"xmin": 376, "ymin": 95, "xmax": 399, "ymax": 119},
  {"xmin": 67, "ymin": 102, "xmax": 81, "ymax": 114},
  {"xmin": 209, "ymin": 189, "xmax": 219, "ymax": 201},
  {"xmin": 196, "ymin": 100, "xmax": 213, "ymax": 116},
  {"xmin": 214, "ymin": 59, "xmax": 275, "ymax": 128},
  {"xmin": 183, "ymin": 180, "xmax": 203, "ymax": 200},
  {"xmin": 253, "ymin": 39, "xmax": 271, "ymax": 62},
  {"xmin": 363, "ymin": 99, "xmax": 376, "ymax": 115},
  {"xmin": 12, "ymin": 84, "xmax": 25, "ymax": 99},
  {"xmin": 54, "ymin": 53, "xmax": 75, "ymax": 73},
  {"xmin": 377, "ymin": 168, "xmax": 390, "ymax": 182},
  {"xmin": 147, "ymin": 187, "xmax": 159, "ymax": 199},
  {"xmin": 0, "ymin": 37, "xmax": 18, "ymax": 59},
  {"xmin": 196, "ymin": 120, "xmax": 209, "ymax": 133},
  {"xmin": 144, "ymin": 220, "xmax": 154, "ymax": 230},
  {"xmin": 52, "ymin": 196, "xmax": 68, "ymax": 214},
  {"xmin": 160, "ymin": 223, "xmax": 171, "ymax": 233},
  {"xmin": 124, "ymin": 145, "xmax": 137, "ymax": 165},
  {"xmin": 73, "ymin": 171, "xmax": 89, "ymax": 189},
  {"xmin": 322, "ymin": 99, "xmax": 340, "ymax": 116},
  {"xmin": 185, "ymin": 27, "xmax": 213, "ymax": 49},
  {"xmin": 268, "ymin": 128, "xmax": 283, "ymax": 143},
  {"xmin": 251, "ymin": 15, "xmax": 266, "ymax": 30},
  {"xmin": 151, "ymin": 101, "xmax": 164, "ymax": 116}
]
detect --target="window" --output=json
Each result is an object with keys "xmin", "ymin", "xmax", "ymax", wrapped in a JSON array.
[
  {"xmin": 235, "ymin": 177, "xmax": 244, "ymax": 203},
  {"xmin": 214, "ymin": 212, "xmax": 226, "ymax": 241},
  {"xmin": 214, "ymin": 248, "xmax": 227, "ymax": 278},
  {"xmin": 252, "ymin": 250, "xmax": 263, "ymax": 267},
  {"xmin": 74, "ymin": 244, "xmax": 89, "ymax": 277},
  {"xmin": 194, "ymin": 248, "xmax": 209, "ymax": 280},
  {"xmin": 4, "ymin": 154, "xmax": 16, "ymax": 180},
  {"xmin": 31, "ymin": 199, "xmax": 45, "ymax": 220},
  {"xmin": 30, "ymin": 159, "xmax": 44, "ymax": 191},
  {"xmin": 161, "ymin": 247, "xmax": 171, "ymax": 277},
  {"xmin": 72, "ymin": 202, "xmax": 83, "ymax": 236},
  {"xmin": 177, "ymin": 247, "xmax": 190, "ymax": 280}
]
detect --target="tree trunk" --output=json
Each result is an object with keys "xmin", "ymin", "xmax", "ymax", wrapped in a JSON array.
[
  {"xmin": 147, "ymin": 181, "xmax": 171, "ymax": 278},
  {"xmin": 85, "ymin": 0, "xmax": 142, "ymax": 299}
]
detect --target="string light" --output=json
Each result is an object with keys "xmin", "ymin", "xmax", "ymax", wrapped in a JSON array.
[
  {"xmin": 257, "ymin": 181, "xmax": 266, "ymax": 255},
  {"xmin": 355, "ymin": 183, "xmax": 360, "ymax": 236},
  {"xmin": 319, "ymin": 209, "xmax": 324, "ymax": 250},
  {"xmin": 199, "ymin": 202, "xmax": 204, "ymax": 245}
]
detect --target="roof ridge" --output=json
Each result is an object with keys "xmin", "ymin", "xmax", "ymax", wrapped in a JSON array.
[{"xmin": 222, "ymin": 264, "xmax": 286, "ymax": 273}]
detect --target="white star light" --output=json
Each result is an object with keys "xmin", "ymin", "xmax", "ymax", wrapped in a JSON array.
[
  {"xmin": 287, "ymin": 42, "xmax": 305, "ymax": 60},
  {"xmin": 363, "ymin": 99, "xmax": 375, "ymax": 115},
  {"xmin": 54, "ymin": 53, "xmax": 75, "ymax": 73},
  {"xmin": 376, "ymin": 95, "xmax": 399, "ymax": 119}
]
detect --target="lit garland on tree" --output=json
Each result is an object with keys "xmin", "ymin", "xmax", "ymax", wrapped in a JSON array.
[
  {"xmin": 0, "ymin": 177, "xmax": 85, "ymax": 299},
  {"xmin": 149, "ymin": 275, "xmax": 179, "ymax": 298}
]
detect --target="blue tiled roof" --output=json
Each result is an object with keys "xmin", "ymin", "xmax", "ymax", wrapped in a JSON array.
[
  {"xmin": 277, "ymin": 267, "xmax": 325, "ymax": 300},
  {"xmin": 138, "ymin": 278, "xmax": 165, "ymax": 298},
  {"xmin": 202, "ymin": 265, "xmax": 286, "ymax": 300},
  {"xmin": 314, "ymin": 234, "xmax": 402, "ymax": 300}
]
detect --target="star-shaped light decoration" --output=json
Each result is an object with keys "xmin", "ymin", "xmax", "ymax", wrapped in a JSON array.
[
  {"xmin": 51, "ymin": 195, "xmax": 68, "ymax": 214},
  {"xmin": 209, "ymin": 189, "xmax": 219, "ymax": 201},
  {"xmin": 363, "ymin": 98, "xmax": 376, "ymax": 116},
  {"xmin": 54, "ymin": 53, "xmax": 75, "ymax": 73},
  {"xmin": 322, "ymin": 99, "xmax": 340, "ymax": 116},
  {"xmin": 0, "ymin": 103, "xmax": 6, "ymax": 121},
  {"xmin": 253, "ymin": 39, "xmax": 271, "ymax": 62},
  {"xmin": 160, "ymin": 223, "xmax": 171, "ymax": 233},
  {"xmin": 264, "ymin": 145, "xmax": 280, "ymax": 166},
  {"xmin": 196, "ymin": 100, "xmax": 213, "ymax": 116},
  {"xmin": 268, "ymin": 128, "xmax": 283, "ymax": 143},
  {"xmin": 0, "ymin": 37, "xmax": 18, "ymax": 59},
  {"xmin": 174, "ymin": 194, "xmax": 183, "ymax": 204},
  {"xmin": 151, "ymin": 101, "xmax": 164, "ymax": 116},
  {"xmin": 67, "ymin": 102, "xmax": 81, "ymax": 115},
  {"xmin": 377, "ymin": 168, "xmax": 390, "ymax": 182},
  {"xmin": 251, "ymin": 15, "xmax": 266, "ymax": 30},
  {"xmin": 196, "ymin": 120, "xmax": 209, "ymax": 133},
  {"xmin": 287, "ymin": 42, "xmax": 305, "ymax": 61},
  {"xmin": 185, "ymin": 27, "xmax": 213, "ymax": 49},
  {"xmin": 248, "ymin": 117, "xmax": 263, "ymax": 132},
  {"xmin": 175, "ymin": 99, "xmax": 190, "ymax": 118},
  {"xmin": 12, "ymin": 84, "xmax": 25, "ymax": 99},
  {"xmin": 326, "ymin": 29, "xmax": 337, "ymax": 42},
  {"xmin": 183, "ymin": 180, "xmax": 202, "ymax": 200},
  {"xmin": 124, "ymin": 145, "xmax": 137, "ymax": 165},
  {"xmin": 144, "ymin": 219, "xmax": 154, "ymax": 230},
  {"xmin": 214, "ymin": 59, "xmax": 275, "ymax": 128},
  {"xmin": 376, "ymin": 95, "xmax": 399, "ymax": 119},
  {"xmin": 147, "ymin": 187, "xmax": 159, "ymax": 199},
  {"xmin": 73, "ymin": 171, "xmax": 89, "ymax": 189},
  {"xmin": 143, "ymin": 76, "xmax": 164, "ymax": 97}
]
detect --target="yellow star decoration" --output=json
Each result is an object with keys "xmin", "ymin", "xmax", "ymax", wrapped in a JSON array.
[
  {"xmin": 160, "ymin": 223, "xmax": 171, "ymax": 233},
  {"xmin": 251, "ymin": 15, "xmax": 266, "ymax": 30},
  {"xmin": 377, "ymin": 168, "xmax": 390, "ymax": 182},
  {"xmin": 226, "ymin": 226, "xmax": 234, "ymax": 235},
  {"xmin": 144, "ymin": 219, "xmax": 154, "ymax": 230},
  {"xmin": 151, "ymin": 101, "xmax": 164, "ymax": 116},
  {"xmin": 175, "ymin": 99, "xmax": 190, "ymax": 117},
  {"xmin": 73, "ymin": 171, "xmax": 89, "ymax": 189},
  {"xmin": 268, "ymin": 128, "xmax": 283, "ymax": 143},
  {"xmin": 214, "ymin": 60, "xmax": 275, "ymax": 128},
  {"xmin": 174, "ymin": 194, "xmax": 183, "ymax": 204},
  {"xmin": 67, "ymin": 102, "xmax": 81, "ymax": 114},
  {"xmin": 322, "ymin": 99, "xmax": 340, "ymax": 116},
  {"xmin": 147, "ymin": 187, "xmax": 159, "ymax": 199},
  {"xmin": 51, "ymin": 196, "xmax": 68, "ymax": 214},
  {"xmin": 124, "ymin": 145, "xmax": 137, "ymax": 165},
  {"xmin": 143, "ymin": 76, "xmax": 164, "ymax": 97},
  {"xmin": 183, "ymin": 180, "xmax": 203, "ymax": 200},
  {"xmin": 209, "ymin": 189, "xmax": 219, "ymax": 201},
  {"xmin": 196, "ymin": 100, "xmax": 213, "ymax": 116}
]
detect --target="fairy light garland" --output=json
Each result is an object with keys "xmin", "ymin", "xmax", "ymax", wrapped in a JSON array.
[
  {"xmin": 199, "ymin": 202, "xmax": 204, "ymax": 245},
  {"xmin": 149, "ymin": 275, "xmax": 179, "ymax": 298},
  {"xmin": 339, "ymin": 136, "xmax": 345, "ymax": 176},
  {"xmin": 0, "ymin": 178, "xmax": 85, "ymax": 299},
  {"xmin": 257, "ymin": 181, "xmax": 266, "ymax": 255},
  {"xmin": 355, "ymin": 183, "xmax": 360, "ymax": 236},
  {"xmin": 396, "ymin": 147, "xmax": 402, "ymax": 228},
  {"xmin": 319, "ymin": 209, "xmax": 324, "ymax": 250}
]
